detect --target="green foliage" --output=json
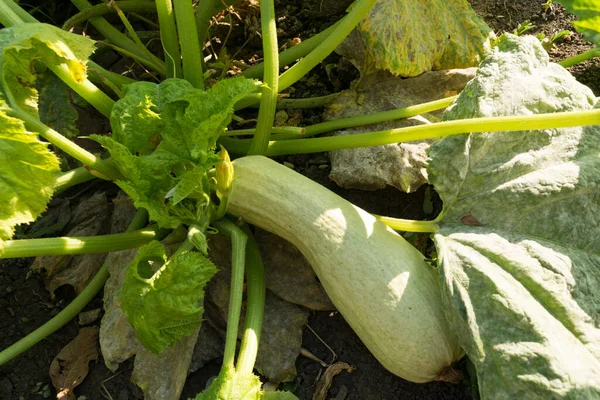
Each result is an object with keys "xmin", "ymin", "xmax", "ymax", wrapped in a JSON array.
[
  {"xmin": 0, "ymin": 23, "xmax": 95, "ymax": 115},
  {"xmin": 0, "ymin": 23, "xmax": 96, "ymax": 242},
  {"xmin": 428, "ymin": 34, "xmax": 600, "ymax": 398},
  {"xmin": 119, "ymin": 240, "xmax": 217, "ymax": 354},
  {"xmin": 555, "ymin": 0, "xmax": 600, "ymax": 45},
  {"xmin": 94, "ymin": 77, "xmax": 257, "ymax": 229},
  {"xmin": 355, "ymin": 0, "xmax": 493, "ymax": 76},
  {"xmin": 192, "ymin": 365, "xmax": 298, "ymax": 400},
  {"xmin": 37, "ymin": 73, "xmax": 80, "ymax": 139},
  {"xmin": 0, "ymin": 96, "xmax": 60, "ymax": 242}
]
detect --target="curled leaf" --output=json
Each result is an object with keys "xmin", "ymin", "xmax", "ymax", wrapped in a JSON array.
[{"xmin": 312, "ymin": 362, "xmax": 356, "ymax": 400}]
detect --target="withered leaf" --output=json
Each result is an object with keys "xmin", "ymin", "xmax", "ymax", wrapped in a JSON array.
[
  {"xmin": 312, "ymin": 362, "xmax": 356, "ymax": 400},
  {"xmin": 49, "ymin": 326, "xmax": 99, "ymax": 400},
  {"xmin": 31, "ymin": 192, "xmax": 110, "ymax": 298}
]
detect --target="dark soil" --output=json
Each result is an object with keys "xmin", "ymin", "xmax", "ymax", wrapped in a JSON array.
[{"xmin": 1, "ymin": 1, "xmax": 598, "ymax": 399}]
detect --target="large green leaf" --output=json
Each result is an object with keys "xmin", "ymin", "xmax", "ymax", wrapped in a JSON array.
[
  {"xmin": 344, "ymin": 0, "xmax": 493, "ymax": 76},
  {"xmin": 0, "ymin": 97, "xmax": 60, "ymax": 242},
  {"xmin": 555, "ymin": 0, "xmax": 600, "ymax": 45},
  {"xmin": 0, "ymin": 23, "xmax": 95, "ymax": 115},
  {"xmin": 95, "ymin": 77, "xmax": 256, "ymax": 229},
  {"xmin": 429, "ymin": 35, "xmax": 600, "ymax": 398},
  {"xmin": 119, "ymin": 241, "xmax": 217, "ymax": 354}
]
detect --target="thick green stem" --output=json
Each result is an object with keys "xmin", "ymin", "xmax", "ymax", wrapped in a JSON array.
[
  {"xmin": 300, "ymin": 96, "xmax": 455, "ymax": 138},
  {"xmin": 1, "ymin": 225, "xmax": 163, "ymax": 258},
  {"xmin": 247, "ymin": 0, "xmax": 279, "ymax": 155},
  {"xmin": 46, "ymin": 63, "xmax": 114, "ymax": 118},
  {"xmin": 235, "ymin": 224, "xmax": 265, "ymax": 376},
  {"xmin": 111, "ymin": 1, "xmax": 147, "ymax": 52},
  {"xmin": 0, "ymin": 0, "xmax": 23, "ymax": 26},
  {"xmin": 156, "ymin": 0, "xmax": 182, "ymax": 78},
  {"xmin": 71, "ymin": 0, "xmax": 166, "ymax": 76},
  {"xmin": 559, "ymin": 46, "xmax": 600, "ymax": 68},
  {"xmin": 54, "ymin": 166, "xmax": 97, "ymax": 195},
  {"xmin": 242, "ymin": 22, "xmax": 339, "ymax": 79},
  {"xmin": 195, "ymin": 0, "xmax": 220, "ymax": 53},
  {"xmin": 374, "ymin": 216, "xmax": 439, "ymax": 233},
  {"xmin": 223, "ymin": 126, "xmax": 304, "ymax": 137},
  {"xmin": 220, "ymin": 108, "xmax": 600, "ymax": 156},
  {"xmin": 6, "ymin": 92, "xmax": 121, "ymax": 180},
  {"xmin": 173, "ymin": 0, "xmax": 204, "ymax": 89},
  {"xmin": 278, "ymin": 0, "xmax": 377, "ymax": 91},
  {"xmin": 87, "ymin": 62, "xmax": 135, "ymax": 92},
  {"xmin": 271, "ymin": 93, "xmax": 340, "ymax": 109},
  {"xmin": 0, "ymin": 209, "xmax": 149, "ymax": 366},
  {"xmin": 212, "ymin": 218, "xmax": 247, "ymax": 369},
  {"xmin": 62, "ymin": 1, "xmax": 157, "ymax": 31}
]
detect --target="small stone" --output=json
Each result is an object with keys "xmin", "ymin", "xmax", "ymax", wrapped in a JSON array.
[
  {"xmin": 308, "ymin": 156, "xmax": 328, "ymax": 165},
  {"xmin": 117, "ymin": 389, "xmax": 129, "ymax": 400},
  {"xmin": 78, "ymin": 308, "xmax": 102, "ymax": 325},
  {"xmin": 335, "ymin": 385, "xmax": 349, "ymax": 400},
  {"xmin": 0, "ymin": 377, "xmax": 13, "ymax": 397}
]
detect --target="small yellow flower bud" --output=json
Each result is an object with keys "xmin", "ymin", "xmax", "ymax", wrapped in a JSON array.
[{"xmin": 216, "ymin": 147, "xmax": 233, "ymax": 195}]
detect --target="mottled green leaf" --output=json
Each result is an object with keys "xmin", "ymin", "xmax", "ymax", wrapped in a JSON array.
[
  {"xmin": 0, "ymin": 98, "xmax": 60, "ymax": 241},
  {"xmin": 0, "ymin": 23, "xmax": 95, "ymax": 115},
  {"xmin": 166, "ymin": 166, "xmax": 209, "ymax": 206},
  {"xmin": 157, "ymin": 77, "xmax": 258, "ymax": 162},
  {"xmin": 119, "ymin": 240, "xmax": 217, "ymax": 354},
  {"xmin": 344, "ymin": 0, "xmax": 493, "ymax": 76},
  {"xmin": 37, "ymin": 74, "xmax": 80, "ymax": 139},
  {"xmin": 96, "ymin": 77, "xmax": 256, "ymax": 229},
  {"xmin": 109, "ymin": 79, "xmax": 195, "ymax": 155},
  {"xmin": 429, "ymin": 35, "xmax": 600, "ymax": 398},
  {"xmin": 555, "ymin": 0, "xmax": 600, "ymax": 45}
]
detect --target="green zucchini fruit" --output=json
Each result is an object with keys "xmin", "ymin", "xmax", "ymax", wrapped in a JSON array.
[{"xmin": 228, "ymin": 156, "xmax": 462, "ymax": 383}]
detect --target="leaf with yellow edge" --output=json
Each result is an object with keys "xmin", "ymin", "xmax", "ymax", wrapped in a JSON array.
[
  {"xmin": 0, "ymin": 96, "xmax": 60, "ymax": 241},
  {"xmin": 340, "ymin": 0, "xmax": 493, "ymax": 76}
]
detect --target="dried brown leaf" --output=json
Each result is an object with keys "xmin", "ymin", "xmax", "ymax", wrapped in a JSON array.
[
  {"xmin": 49, "ymin": 326, "xmax": 99, "ymax": 400},
  {"xmin": 312, "ymin": 362, "xmax": 356, "ymax": 400},
  {"xmin": 32, "ymin": 192, "xmax": 110, "ymax": 298}
]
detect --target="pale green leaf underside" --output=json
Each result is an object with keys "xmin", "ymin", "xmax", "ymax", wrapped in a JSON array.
[
  {"xmin": 357, "ymin": 0, "xmax": 493, "ymax": 76},
  {"xmin": 119, "ymin": 241, "xmax": 217, "ymax": 354},
  {"xmin": 428, "ymin": 35, "xmax": 600, "ymax": 397},
  {"xmin": 555, "ymin": 0, "xmax": 600, "ymax": 45},
  {"xmin": 0, "ymin": 99, "xmax": 60, "ymax": 241}
]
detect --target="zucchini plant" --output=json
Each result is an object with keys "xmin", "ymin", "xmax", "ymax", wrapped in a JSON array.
[{"xmin": 0, "ymin": 0, "xmax": 599, "ymax": 399}]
